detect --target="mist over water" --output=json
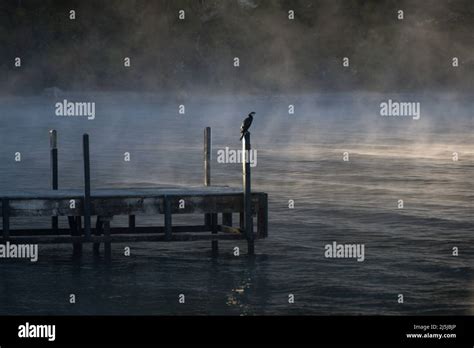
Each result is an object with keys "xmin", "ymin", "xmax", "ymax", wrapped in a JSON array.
[
  {"xmin": 2, "ymin": 0, "xmax": 474, "ymax": 94},
  {"xmin": 0, "ymin": 92, "xmax": 472, "ymax": 315}
]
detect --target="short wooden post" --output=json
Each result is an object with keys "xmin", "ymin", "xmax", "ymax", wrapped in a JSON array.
[
  {"xmin": 128, "ymin": 215, "xmax": 136, "ymax": 233},
  {"xmin": 50, "ymin": 130, "xmax": 58, "ymax": 233},
  {"xmin": 83, "ymin": 134, "xmax": 91, "ymax": 239},
  {"xmin": 76, "ymin": 216, "xmax": 82, "ymax": 231},
  {"xmin": 211, "ymin": 213, "xmax": 218, "ymax": 257},
  {"xmin": 222, "ymin": 213, "xmax": 233, "ymax": 227},
  {"xmin": 242, "ymin": 132, "xmax": 254, "ymax": 255},
  {"xmin": 164, "ymin": 197, "xmax": 172, "ymax": 241},
  {"xmin": 93, "ymin": 216, "xmax": 103, "ymax": 255},
  {"xmin": 2, "ymin": 199, "xmax": 10, "ymax": 240},
  {"xmin": 103, "ymin": 217, "xmax": 112, "ymax": 260},
  {"xmin": 204, "ymin": 127, "xmax": 211, "ymax": 227},
  {"xmin": 68, "ymin": 216, "xmax": 82, "ymax": 257}
]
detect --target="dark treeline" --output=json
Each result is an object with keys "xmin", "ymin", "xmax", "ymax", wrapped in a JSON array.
[{"xmin": 0, "ymin": 0, "xmax": 472, "ymax": 94}]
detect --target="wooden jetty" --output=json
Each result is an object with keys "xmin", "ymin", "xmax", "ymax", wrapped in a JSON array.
[{"xmin": 0, "ymin": 128, "xmax": 268, "ymax": 258}]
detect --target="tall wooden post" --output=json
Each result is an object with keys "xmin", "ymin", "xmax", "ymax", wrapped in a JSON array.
[
  {"xmin": 204, "ymin": 127, "xmax": 218, "ymax": 256},
  {"xmin": 50, "ymin": 130, "xmax": 58, "ymax": 233},
  {"xmin": 242, "ymin": 132, "xmax": 254, "ymax": 255},
  {"xmin": 83, "ymin": 134, "xmax": 91, "ymax": 239},
  {"xmin": 204, "ymin": 127, "xmax": 211, "ymax": 226}
]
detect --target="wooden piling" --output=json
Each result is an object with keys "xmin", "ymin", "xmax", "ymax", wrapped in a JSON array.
[
  {"xmin": 242, "ymin": 132, "xmax": 254, "ymax": 255},
  {"xmin": 220, "ymin": 212, "xmax": 232, "ymax": 256},
  {"xmin": 211, "ymin": 213, "xmax": 218, "ymax": 257},
  {"xmin": 128, "ymin": 215, "xmax": 136, "ymax": 233},
  {"xmin": 204, "ymin": 127, "xmax": 219, "ymax": 255},
  {"xmin": 204, "ymin": 127, "xmax": 211, "ymax": 227},
  {"xmin": 222, "ymin": 213, "xmax": 233, "ymax": 227},
  {"xmin": 164, "ymin": 196, "xmax": 172, "ymax": 241},
  {"xmin": 2, "ymin": 198, "xmax": 10, "ymax": 239},
  {"xmin": 93, "ymin": 216, "xmax": 103, "ymax": 255},
  {"xmin": 68, "ymin": 216, "xmax": 82, "ymax": 257},
  {"xmin": 83, "ymin": 134, "xmax": 91, "ymax": 239},
  {"xmin": 103, "ymin": 217, "xmax": 112, "ymax": 260},
  {"xmin": 50, "ymin": 130, "xmax": 58, "ymax": 233}
]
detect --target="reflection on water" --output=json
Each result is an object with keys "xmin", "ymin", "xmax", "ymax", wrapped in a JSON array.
[{"xmin": 0, "ymin": 93, "xmax": 472, "ymax": 315}]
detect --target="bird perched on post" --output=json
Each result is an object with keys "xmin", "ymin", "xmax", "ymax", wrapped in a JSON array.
[{"xmin": 240, "ymin": 112, "xmax": 255, "ymax": 140}]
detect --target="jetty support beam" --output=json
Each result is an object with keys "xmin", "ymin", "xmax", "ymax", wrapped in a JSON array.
[
  {"xmin": 128, "ymin": 215, "xmax": 135, "ymax": 233},
  {"xmin": 93, "ymin": 216, "xmax": 103, "ymax": 255},
  {"xmin": 68, "ymin": 216, "xmax": 82, "ymax": 257},
  {"xmin": 204, "ymin": 127, "xmax": 219, "ymax": 256},
  {"xmin": 204, "ymin": 127, "xmax": 212, "ymax": 227},
  {"xmin": 103, "ymin": 216, "xmax": 112, "ymax": 260},
  {"xmin": 242, "ymin": 132, "xmax": 254, "ymax": 255},
  {"xmin": 83, "ymin": 134, "xmax": 92, "ymax": 240},
  {"xmin": 211, "ymin": 213, "xmax": 218, "ymax": 257},
  {"xmin": 164, "ymin": 196, "xmax": 172, "ymax": 241},
  {"xmin": 222, "ymin": 213, "xmax": 232, "ymax": 227},
  {"xmin": 50, "ymin": 129, "xmax": 59, "ymax": 233}
]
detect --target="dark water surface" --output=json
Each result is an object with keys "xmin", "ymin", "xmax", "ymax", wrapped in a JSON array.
[{"xmin": 0, "ymin": 92, "xmax": 472, "ymax": 315}]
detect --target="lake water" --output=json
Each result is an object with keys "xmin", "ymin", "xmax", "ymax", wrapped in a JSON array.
[{"xmin": 0, "ymin": 92, "xmax": 472, "ymax": 315}]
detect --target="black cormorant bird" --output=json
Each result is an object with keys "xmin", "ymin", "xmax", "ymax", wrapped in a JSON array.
[{"xmin": 240, "ymin": 111, "xmax": 255, "ymax": 140}]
